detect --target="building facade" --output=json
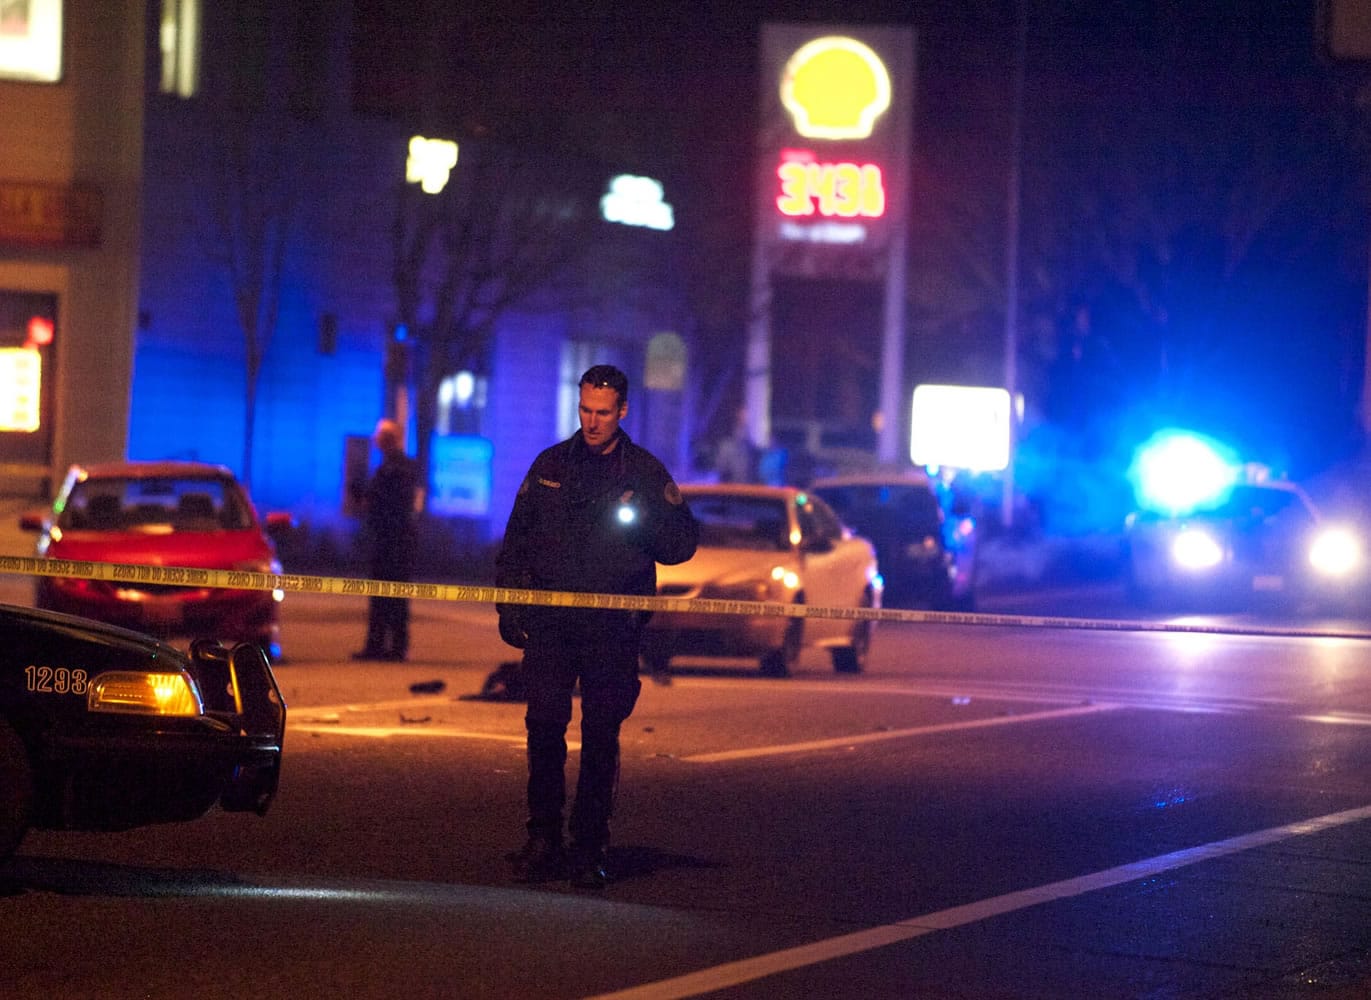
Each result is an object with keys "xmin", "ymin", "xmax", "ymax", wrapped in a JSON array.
[
  {"xmin": 4, "ymin": 1, "xmax": 692, "ymax": 553},
  {"xmin": 0, "ymin": 0, "xmax": 145, "ymax": 496}
]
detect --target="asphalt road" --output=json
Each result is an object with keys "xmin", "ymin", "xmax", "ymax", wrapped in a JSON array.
[{"xmin": 2, "ymin": 581, "xmax": 1371, "ymax": 998}]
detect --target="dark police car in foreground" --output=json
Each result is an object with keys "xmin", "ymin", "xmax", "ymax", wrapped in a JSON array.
[{"xmin": 0, "ymin": 603, "xmax": 286, "ymax": 862}]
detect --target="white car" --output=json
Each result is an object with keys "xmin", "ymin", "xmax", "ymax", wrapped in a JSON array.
[{"xmin": 644, "ymin": 484, "xmax": 882, "ymax": 677}]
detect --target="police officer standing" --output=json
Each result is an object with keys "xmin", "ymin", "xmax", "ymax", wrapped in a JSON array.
[
  {"xmin": 351, "ymin": 418, "xmax": 421, "ymax": 661},
  {"xmin": 496, "ymin": 365, "xmax": 698, "ymax": 888}
]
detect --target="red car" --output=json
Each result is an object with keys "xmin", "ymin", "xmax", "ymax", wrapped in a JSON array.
[{"xmin": 20, "ymin": 461, "xmax": 292, "ymax": 660}]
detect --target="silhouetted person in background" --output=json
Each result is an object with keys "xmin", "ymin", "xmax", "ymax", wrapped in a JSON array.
[{"xmin": 351, "ymin": 418, "xmax": 420, "ymax": 661}]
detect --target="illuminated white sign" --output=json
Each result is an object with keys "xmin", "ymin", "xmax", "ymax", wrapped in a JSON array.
[
  {"xmin": 778, "ymin": 221, "xmax": 867, "ymax": 245},
  {"xmin": 600, "ymin": 175, "xmax": 674, "ymax": 231},
  {"xmin": 0, "ymin": 348, "xmax": 42, "ymax": 432},
  {"xmin": 909, "ymin": 384, "xmax": 1011, "ymax": 472},
  {"xmin": 406, "ymin": 136, "xmax": 459, "ymax": 194},
  {"xmin": 0, "ymin": 0, "xmax": 62, "ymax": 82}
]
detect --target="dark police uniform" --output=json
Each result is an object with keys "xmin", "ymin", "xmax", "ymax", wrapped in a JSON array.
[
  {"xmin": 358, "ymin": 444, "xmax": 420, "ymax": 659},
  {"xmin": 496, "ymin": 428, "xmax": 697, "ymax": 871}
]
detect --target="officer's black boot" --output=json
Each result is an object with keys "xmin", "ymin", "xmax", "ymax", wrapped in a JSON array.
[
  {"xmin": 567, "ymin": 841, "xmax": 609, "ymax": 889},
  {"xmin": 506, "ymin": 823, "xmax": 565, "ymax": 883}
]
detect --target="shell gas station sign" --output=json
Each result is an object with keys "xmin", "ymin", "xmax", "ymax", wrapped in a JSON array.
[
  {"xmin": 755, "ymin": 25, "xmax": 912, "ymax": 276},
  {"xmin": 780, "ymin": 37, "xmax": 892, "ymax": 141},
  {"xmin": 745, "ymin": 24, "xmax": 915, "ymax": 465}
]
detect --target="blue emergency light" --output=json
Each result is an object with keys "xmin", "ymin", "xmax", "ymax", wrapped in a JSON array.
[{"xmin": 1128, "ymin": 429, "xmax": 1240, "ymax": 516}]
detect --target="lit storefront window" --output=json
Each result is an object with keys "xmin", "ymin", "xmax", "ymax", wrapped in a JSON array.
[
  {"xmin": 0, "ymin": 0, "xmax": 63, "ymax": 82},
  {"xmin": 0, "ymin": 348, "xmax": 40, "ymax": 432},
  {"xmin": 158, "ymin": 0, "xmax": 201, "ymax": 98},
  {"xmin": 0, "ymin": 291, "xmax": 56, "ymax": 469},
  {"xmin": 437, "ymin": 370, "xmax": 487, "ymax": 435}
]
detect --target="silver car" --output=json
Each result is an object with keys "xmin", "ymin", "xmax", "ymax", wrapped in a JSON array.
[{"xmin": 644, "ymin": 484, "xmax": 881, "ymax": 677}]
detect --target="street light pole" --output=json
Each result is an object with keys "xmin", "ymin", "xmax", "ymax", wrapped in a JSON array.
[
  {"xmin": 393, "ymin": 135, "xmax": 458, "ymax": 438},
  {"xmin": 1001, "ymin": 1, "xmax": 1027, "ymax": 530}
]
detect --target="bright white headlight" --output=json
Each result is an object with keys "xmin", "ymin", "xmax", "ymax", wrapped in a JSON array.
[
  {"xmin": 1309, "ymin": 527, "xmax": 1360, "ymax": 577},
  {"xmin": 770, "ymin": 565, "xmax": 801, "ymax": 590},
  {"xmin": 1171, "ymin": 528, "xmax": 1223, "ymax": 571}
]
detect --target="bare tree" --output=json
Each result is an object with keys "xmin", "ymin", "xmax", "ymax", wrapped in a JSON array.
[
  {"xmin": 191, "ymin": 3, "xmax": 310, "ymax": 486},
  {"xmin": 201, "ymin": 111, "xmax": 300, "ymax": 485},
  {"xmin": 391, "ymin": 136, "xmax": 605, "ymax": 492}
]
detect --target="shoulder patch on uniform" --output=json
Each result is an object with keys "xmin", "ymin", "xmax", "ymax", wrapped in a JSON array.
[
  {"xmin": 665, "ymin": 480, "xmax": 683, "ymax": 505},
  {"xmin": 538, "ymin": 477, "xmax": 562, "ymax": 489}
]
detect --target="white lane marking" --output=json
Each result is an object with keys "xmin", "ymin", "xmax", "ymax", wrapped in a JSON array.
[
  {"xmin": 683, "ymin": 703, "xmax": 1120, "ymax": 764},
  {"xmin": 583, "ymin": 802, "xmax": 1371, "ymax": 1000},
  {"xmin": 674, "ymin": 676, "xmax": 1292, "ymax": 714},
  {"xmin": 290, "ymin": 724, "xmax": 546, "ymax": 746},
  {"xmin": 1297, "ymin": 711, "xmax": 1371, "ymax": 727}
]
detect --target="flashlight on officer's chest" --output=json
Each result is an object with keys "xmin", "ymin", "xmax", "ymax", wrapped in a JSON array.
[{"xmin": 617, "ymin": 489, "xmax": 637, "ymax": 525}]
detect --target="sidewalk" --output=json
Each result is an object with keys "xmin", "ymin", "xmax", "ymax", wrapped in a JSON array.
[{"xmin": 0, "ymin": 497, "xmax": 37, "ymax": 559}]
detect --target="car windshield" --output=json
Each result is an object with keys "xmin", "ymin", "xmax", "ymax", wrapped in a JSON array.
[
  {"xmin": 689, "ymin": 494, "xmax": 790, "ymax": 551},
  {"xmin": 816, "ymin": 484, "xmax": 943, "ymax": 536},
  {"xmin": 1205, "ymin": 485, "xmax": 1313, "ymax": 526},
  {"xmin": 60, "ymin": 476, "xmax": 256, "ymax": 532}
]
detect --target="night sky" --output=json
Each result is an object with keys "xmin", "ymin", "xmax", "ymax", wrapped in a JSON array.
[{"xmin": 353, "ymin": 0, "xmax": 1370, "ymax": 515}]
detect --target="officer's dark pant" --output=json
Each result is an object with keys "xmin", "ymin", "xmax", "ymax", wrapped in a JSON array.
[
  {"xmin": 364, "ymin": 595, "xmax": 409, "ymax": 656},
  {"xmin": 364, "ymin": 548, "xmax": 412, "ymax": 657},
  {"xmin": 522, "ymin": 633, "xmax": 642, "ymax": 850}
]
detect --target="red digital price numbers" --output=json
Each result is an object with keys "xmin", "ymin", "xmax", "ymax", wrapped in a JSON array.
[{"xmin": 775, "ymin": 152, "xmax": 885, "ymax": 219}]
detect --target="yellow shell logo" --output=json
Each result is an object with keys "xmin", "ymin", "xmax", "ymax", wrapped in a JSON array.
[{"xmin": 780, "ymin": 36, "xmax": 892, "ymax": 140}]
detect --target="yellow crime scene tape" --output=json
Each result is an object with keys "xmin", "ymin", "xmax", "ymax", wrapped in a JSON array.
[{"xmin": 1, "ymin": 553, "xmax": 1369, "ymax": 641}]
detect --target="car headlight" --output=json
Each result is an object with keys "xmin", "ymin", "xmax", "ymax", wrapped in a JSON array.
[
  {"xmin": 704, "ymin": 567, "xmax": 801, "ymax": 602},
  {"xmin": 769, "ymin": 565, "xmax": 801, "ymax": 591},
  {"xmin": 88, "ymin": 670, "xmax": 203, "ymax": 716},
  {"xmin": 1171, "ymin": 528, "xmax": 1223, "ymax": 571},
  {"xmin": 1309, "ymin": 527, "xmax": 1361, "ymax": 578}
]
